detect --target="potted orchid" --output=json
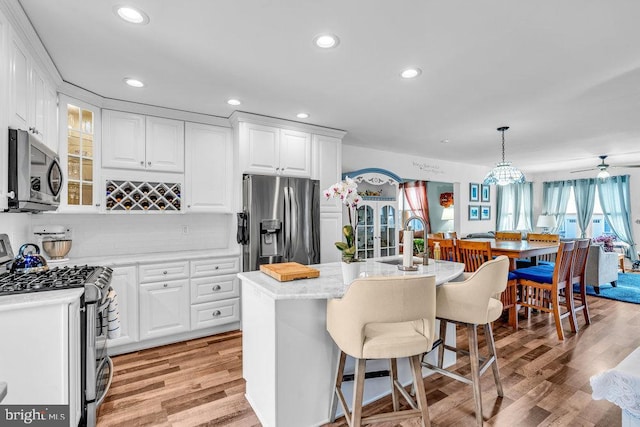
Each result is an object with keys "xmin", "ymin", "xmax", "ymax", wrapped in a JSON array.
[{"xmin": 323, "ymin": 177, "xmax": 362, "ymax": 264}]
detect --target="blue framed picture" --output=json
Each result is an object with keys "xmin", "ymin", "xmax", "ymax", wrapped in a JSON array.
[
  {"xmin": 469, "ymin": 183, "xmax": 479, "ymax": 202},
  {"xmin": 481, "ymin": 185, "xmax": 490, "ymax": 203},
  {"xmin": 481, "ymin": 206, "xmax": 491, "ymax": 220},
  {"xmin": 469, "ymin": 205, "xmax": 480, "ymax": 220}
]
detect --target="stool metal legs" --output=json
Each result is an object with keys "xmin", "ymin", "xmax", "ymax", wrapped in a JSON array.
[
  {"xmin": 423, "ymin": 320, "xmax": 504, "ymax": 427},
  {"xmin": 330, "ymin": 351, "xmax": 432, "ymax": 427}
]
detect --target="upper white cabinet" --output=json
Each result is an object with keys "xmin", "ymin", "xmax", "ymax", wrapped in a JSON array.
[
  {"xmin": 102, "ymin": 110, "xmax": 184, "ymax": 173},
  {"xmin": 238, "ymin": 122, "xmax": 311, "ymax": 177},
  {"xmin": 313, "ymin": 134, "xmax": 342, "ymax": 212},
  {"xmin": 8, "ymin": 30, "xmax": 57, "ymax": 152},
  {"xmin": 184, "ymin": 122, "xmax": 233, "ymax": 213}
]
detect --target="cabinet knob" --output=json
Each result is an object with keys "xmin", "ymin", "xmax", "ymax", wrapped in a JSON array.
[
  {"xmin": 95, "ymin": 203, "xmax": 101, "ymax": 207},
  {"xmin": 163, "ymin": 271, "xmax": 168, "ymax": 275},
  {"xmin": 148, "ymin": 161, "xmax": 151, "ymax": 166},
  {"xmin": 163, "ymin": 283, "xmax": 168, "ymax": 288},
  {"xmin": 28, "ymin": 126, "xmax": 35, "ymax": 132},
  {"xmin": 212, "ymin": 310, "xmax": 221, "ymax": 317},
  {"xmin": 212, "ymin": 285, "xmax": 221, "ymax": 291},
  {"xmin": 215, "ymin": 266, "xmax": 219, "ymax": 270},
  {"xmin": 140, "ymin": 161, "xmax": 144, "ymax": 166}
]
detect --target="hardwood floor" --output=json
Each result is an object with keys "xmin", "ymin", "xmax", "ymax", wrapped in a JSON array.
[{"xmin": 98, "ymin": 295, "xmax": 638, "ymax": 426}]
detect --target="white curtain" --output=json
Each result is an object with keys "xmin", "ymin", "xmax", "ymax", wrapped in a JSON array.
[{"xmin": 542, "ymin": 180, "xmax": 572, "ymax": 233}]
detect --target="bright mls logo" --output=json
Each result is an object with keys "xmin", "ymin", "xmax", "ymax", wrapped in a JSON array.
[{"xmin": 1, "ymin": 405, "xmax": 68, "ymax": 426}]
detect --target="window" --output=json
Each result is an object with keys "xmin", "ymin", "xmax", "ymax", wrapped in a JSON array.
[{"xmin": 559, "ymin": 187, "xmax": 612, "ymax": 238}]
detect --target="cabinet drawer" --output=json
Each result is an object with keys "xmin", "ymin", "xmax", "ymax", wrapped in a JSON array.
[
  {"xmin": 139, "ymin": 261, "xmax": 189, "ymax": 283},
  {"xmin": 191, "ymin": 275, "xmax": 239, "ymax": 304},
  {"xmin": 190, "ymin": 257, "xmax": 239, "ymax": 278},
  {"xmin": 191, "ymin": 298, "xmax": 240, "ymax": 330}
]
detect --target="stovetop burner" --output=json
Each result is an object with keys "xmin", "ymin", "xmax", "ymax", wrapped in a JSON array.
[{"xmin": 0, "ymin": 265, "xmax": 102, "ymax": 295}]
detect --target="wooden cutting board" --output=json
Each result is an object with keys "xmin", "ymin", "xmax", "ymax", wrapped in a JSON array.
[{"xmin": 260, "ymin": 262, "xmax": 320, "ymax": 282}]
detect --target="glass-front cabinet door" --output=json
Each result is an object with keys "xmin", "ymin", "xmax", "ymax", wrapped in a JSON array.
[
  {"xmin": 355, "ymin": 201, "xmax": 398, "ymax": 259},
  {"xmin": 378, "ymin": 204, "xmax": 396, "ymax": 257},
  {"xmin": 59, "ymin": 95, "xmax": 102, "ymax": 212},
  {"xmin": 356, "ymin": 204, "xmax": 375, "ymax": 259}
]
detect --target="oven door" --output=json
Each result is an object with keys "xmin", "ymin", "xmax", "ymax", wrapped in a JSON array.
[{"xmin": 84, "ymin": 290, "xmax": 113, "ymax": 427}]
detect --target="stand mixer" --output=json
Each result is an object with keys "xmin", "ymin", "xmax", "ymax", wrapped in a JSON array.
[{"xmin": 33, "ymin": 225, "xmax": 72, "ymax": 266}]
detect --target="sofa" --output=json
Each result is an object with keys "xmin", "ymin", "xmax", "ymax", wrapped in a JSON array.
[{"xmin": 585, "ymin": 244, "xmax": 619, "ymax": 294}]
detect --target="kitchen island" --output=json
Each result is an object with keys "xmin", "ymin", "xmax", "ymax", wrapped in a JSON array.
[{"xmin": 238, "ymin": 258, "xmax": 464, "ymax": 427}]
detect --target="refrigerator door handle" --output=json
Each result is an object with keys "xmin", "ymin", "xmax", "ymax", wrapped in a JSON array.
[
  {"xmin": 283, "ymin": 186, "xmax": 291, "ymax": 260},
  {"xmin": 289, "ymin": 186, "xmax": 299, "ymax": 260}
]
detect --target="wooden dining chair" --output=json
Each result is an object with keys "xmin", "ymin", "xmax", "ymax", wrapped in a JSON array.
[
  {"xmin": 495, "ymin": 231, "xmax": 522, "ymax": 241},
  {"xmin": 456, "ymin": 240, "xmax": 492, "ymax": 272},
  {"xmin": 513, "ymin": 241, "xmax": 577, "ymax": 340},
  {"xmin": 428, "ymin": 238, "xmax": 456, "ymax": 261},
  {"xmin": 457, "ymin": 240, "xmax": 518, "ymax": 329},
  {"xmin": 570, "ymin": 238, "xmax": 591, "ymax": 326},
  {"xmin": 527, "ymin": 233, "xmax": 560, "ymax": 264},
  {"xmin": 443, "ymin": 231, "xmax": 457, "ymax": 239},
  {"xmin": 428, "ymin": 233, "xmax": 445, "ymax": 239}
]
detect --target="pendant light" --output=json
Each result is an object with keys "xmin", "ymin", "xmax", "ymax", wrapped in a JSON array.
[{"xmin": 483, "ymin": 126, "xmax": 525, "ymax": 186}]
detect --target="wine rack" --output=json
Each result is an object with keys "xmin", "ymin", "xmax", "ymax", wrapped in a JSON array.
[{"xmin": 105, "ymin": 180, "xmax": 181, "ymax": 212}]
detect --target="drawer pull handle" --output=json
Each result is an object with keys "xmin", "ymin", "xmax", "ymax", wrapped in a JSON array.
[
  {"xmin": 212, "ymin": 285, "xmax": 222, "ymax": 291},
  {"xmin": 163, "ymin": 284, "xmax": 168, "ymax": 288},
  {"xmin": 212, "ymin": 310, "xmax": 221, "ymax": 317},
  {"xmin": 215, "ymin": 266, "xmax": 219, "ymax": 270},
  {"xmin": 163, "ymin": 271, "xmax": 168, "ymax": 275}
]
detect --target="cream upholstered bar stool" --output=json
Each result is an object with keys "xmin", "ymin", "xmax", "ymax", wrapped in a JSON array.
[
  {"xmin": 422, "ymin": 256, "xmax": 509, "ymax": 426},
  {"xmin": 327, "ymin": 275, "xmax": 437, "ymax": 427}
]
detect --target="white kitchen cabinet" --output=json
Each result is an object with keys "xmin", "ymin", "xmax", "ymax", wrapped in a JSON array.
[
  {"xmin": 313, "ymin": 134, "xmax": 342, "ymax": 212},
  {"xmin": 139, "ymin": 260, "xmax": 189, "ymax": 283},
  {"xmin": 102, "ymin": 110, "xmax": 184, "ymax": 173},
  {"xmin": 139, "ymin": 278, "xmax": 190, "ymax": 340},
  {"xmin": 239, "ymin": 122, "xmax": 311, "ymax": 177},
  {"xmin": 189, "ymin": 257, "xmax": 240, "ymax": 330},
  {"xmin": 8, "ymin": 30, "xmax": 57, "ymax": 149},
  {"xmin": 320, "ymin": 212, "xmax": 343, "ymax": 263},
  {"xmin": 58, "ymin": 96, "xmax": 102, "ymax": 212},
  {"xmin": 184, "ymin": 122, "xmax": 233, "ymax": 212},
  {"xmin": 106, "ymin": 266, "xmax": 138, "ymax": 349}
]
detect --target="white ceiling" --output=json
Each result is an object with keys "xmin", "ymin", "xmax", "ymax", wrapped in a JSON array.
[{"xmin": 18, "ymin": 0, "xmax": 640, "ymax": 174}]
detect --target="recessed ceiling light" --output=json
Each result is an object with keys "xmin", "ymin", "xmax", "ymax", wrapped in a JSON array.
[
  {"xmin": 114, "ymin": 5, "xmax": 150, "ymax": 24},
  {"xmin": 227, "ymin": 99, "xmax": 241, "ymax": 106},
  {"xmin": 313, "ymin": 34, "xmax": 340, "ymax": 49},
  {"xmin": 296, "ymin": 113, "xmax": 310, "ymax": 119},
  {"xmin": 440, "ymin": 139, "xmax": 450, "ymax": 144},
  {"xmin": 400, "ymin": 68, "xmax": 422, "ymax": 79},
  {"xmin": 123, "ymin": 78, "xmax": 144, "ymax": 88}
]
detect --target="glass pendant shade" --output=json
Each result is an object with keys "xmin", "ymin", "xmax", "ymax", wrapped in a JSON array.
[
  {"xmin": 483, "ymin": 126, "xmax": 525, "ymax": 186},
  {"xmin": 597, "ymin": 169, "xmax": 610, "ymax": 180}
]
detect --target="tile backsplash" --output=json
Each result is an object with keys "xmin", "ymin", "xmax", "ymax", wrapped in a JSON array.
[{"xmin": 3, "ymin": 213, "xmax": 236, "ymax": 259}]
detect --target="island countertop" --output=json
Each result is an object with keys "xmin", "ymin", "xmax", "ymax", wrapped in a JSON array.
[{"xmin": 237, "ymin": 257, "xmax": 465, "ymax": 300}]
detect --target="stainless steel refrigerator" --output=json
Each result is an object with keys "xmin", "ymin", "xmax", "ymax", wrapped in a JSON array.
[{"xmin": 238, "ymin": 174, "xmax": 320, "ymax": 272}]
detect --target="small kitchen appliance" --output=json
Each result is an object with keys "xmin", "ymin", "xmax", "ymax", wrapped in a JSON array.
[{"xmin": 34, "ymin": 225, "xmax": 72, "ymax": 264}]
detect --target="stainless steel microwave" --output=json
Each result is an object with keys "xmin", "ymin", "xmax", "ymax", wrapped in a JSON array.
[{"xmin": 6, "ymin": 129, "xmax": 62, "ymax": 212}]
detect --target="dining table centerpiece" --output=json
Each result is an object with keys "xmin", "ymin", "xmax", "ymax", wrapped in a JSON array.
[{"xmin": 323, "ymin": 177, "xmax": 363, "ymax": 284}]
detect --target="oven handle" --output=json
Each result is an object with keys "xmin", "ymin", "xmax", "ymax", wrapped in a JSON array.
[{"xmin": 96, "ymin": 356, "xmax": 113, "ymax": 407}]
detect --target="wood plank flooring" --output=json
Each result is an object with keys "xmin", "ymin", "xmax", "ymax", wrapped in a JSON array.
[{"xmin": 97, "ymin": 295, "xmax": 638, "ymax": 426}]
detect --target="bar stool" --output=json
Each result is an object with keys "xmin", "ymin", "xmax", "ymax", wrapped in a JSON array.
[
  {"xmin": 422, "ymin": 256, "xmax": 509, "ymax": 426},
  {"xmin": 327, "ymin": 275, "xmax": 437, "ymax": 427}
]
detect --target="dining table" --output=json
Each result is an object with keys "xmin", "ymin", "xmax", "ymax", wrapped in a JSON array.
[{"xmin": 461, "ymin": 237, "xmax": 560, "ymax": 270}]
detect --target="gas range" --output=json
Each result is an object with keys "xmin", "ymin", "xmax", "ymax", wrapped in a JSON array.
[{"xmin": 0, "ymin": 265, "xmax": 113, "ymax": 302}]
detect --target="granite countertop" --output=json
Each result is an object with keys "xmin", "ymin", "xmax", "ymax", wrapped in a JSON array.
[
  {"xmin": 0, "ymin": 288, "xmax": 84, "ymax": 312},
  {"xmin": 238, "ymin": 257, "xmax": 465, "ymax": 300},
  {"xmin": 56, "ymin": 248, "xmax": 241, "ymax": 268}
]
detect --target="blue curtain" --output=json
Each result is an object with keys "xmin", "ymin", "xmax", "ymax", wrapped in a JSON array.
[
  {"xmin": 596, "ymin": 175, "xmax": 637, "ymax": 261},
  {"xmin": 496, "ymin": 182, "xmax": 533, "ymax": 231},
  {"xmin": 542, "ymin": 180, "xmax": 572, "ymax": 233},
  {"xmin": 572, "ymin": 178, "xmax": 596, "ymax": 238}
]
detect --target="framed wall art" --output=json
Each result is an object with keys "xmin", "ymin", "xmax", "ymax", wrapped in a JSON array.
[
  {"xmin": 481, "ymin": 184, "xmax": 490, "ymax": 203},
  {"xmin": 480, "ymin": 206, "xmax": 491, "ymax": 220},
  {"xmin": 469, "ymin": 183, "xmax": 479, "ymax": 202},
  {"xmin": 468, "ymin": 205, "xmax": 480, "ymax": 221}
]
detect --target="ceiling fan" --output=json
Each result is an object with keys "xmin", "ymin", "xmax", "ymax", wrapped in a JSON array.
[{"xmin": 570, "ymin": 155, "xmax": 640, "ymax": 178}]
